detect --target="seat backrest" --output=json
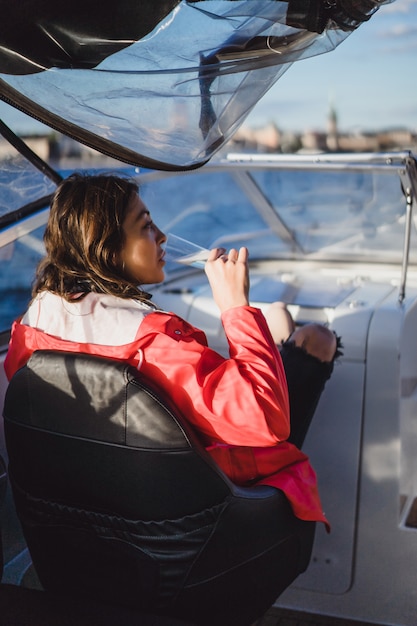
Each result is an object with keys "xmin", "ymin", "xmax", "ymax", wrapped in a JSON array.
[
  {"xmin": 2, "ymin": 351, "xmax": 315, "ymax": 624},
  {"xmin": 0, "ymin": 454, "xmax": 6, "ymax": 506},
  {"xmin": 0, "ymin": 454, "xmax": 6, "ymax": 580},
  {"xmin": 3, "ymin": 350, "xmax": 231, "ymax": 521}
]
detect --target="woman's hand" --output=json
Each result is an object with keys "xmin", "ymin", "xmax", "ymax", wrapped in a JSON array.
[{"xmin": 205, "ymin": 247, "xmax": 250, "ymax": 313}]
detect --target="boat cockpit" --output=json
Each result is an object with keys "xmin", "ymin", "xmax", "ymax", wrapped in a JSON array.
[
  {"xmin": 0, "ymin": 1, "xmax": 415, "ymax": 622},
  {"xmin": 1, "ymin": 140, "xmax": 417, "ymax": 624}
]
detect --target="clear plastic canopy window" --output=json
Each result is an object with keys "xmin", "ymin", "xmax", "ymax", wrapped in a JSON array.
[{"xmin": 0, "ymin": 0, "xmax": 394, "ymax": 170}]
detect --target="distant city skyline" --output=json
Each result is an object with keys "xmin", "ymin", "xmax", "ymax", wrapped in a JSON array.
[{"xmin": 245, "ymin": 0, "xmax": 417, "ymax": 133}]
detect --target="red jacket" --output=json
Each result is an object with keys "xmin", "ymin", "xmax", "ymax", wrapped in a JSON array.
[{"xmin": 5, "ymin": 303, "xmax": 328, "ymax": 528}]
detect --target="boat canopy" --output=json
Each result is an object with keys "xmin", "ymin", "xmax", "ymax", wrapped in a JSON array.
[{"xmin": 0, "ymin": 0, "xmax": 394, "ymax": 170}]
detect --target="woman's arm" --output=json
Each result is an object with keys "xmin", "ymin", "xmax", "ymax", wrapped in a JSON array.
[{"xmin": 138, "ymin": 306, "xmax": 290, "ymax": 447}]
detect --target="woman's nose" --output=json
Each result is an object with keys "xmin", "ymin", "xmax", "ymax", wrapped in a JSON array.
[{"xmin": 158, "ymin": 228, "xmax": 167, "ymax": 243}]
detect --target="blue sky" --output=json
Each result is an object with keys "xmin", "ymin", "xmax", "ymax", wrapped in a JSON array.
[
  {"xmin": 0, "ymin": 0, "xmax": 415, "ymax": 136},
  {"xmin": 245, "ymin": 0, "xmax": 417, "ymax": 132}
]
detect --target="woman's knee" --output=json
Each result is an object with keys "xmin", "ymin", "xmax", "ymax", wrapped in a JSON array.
[
  {"xmin": 264, "ymin": 301, "xmax": 295, "ymax": 345},
  {"xmin": 263, "ymin": 303, "xmax": 341, "ymax": 363},
  {"xmin": 290, "ymin": 323, "xmax": 337, "ymax": 363}
]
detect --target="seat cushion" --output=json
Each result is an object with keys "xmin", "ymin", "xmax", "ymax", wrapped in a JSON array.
[{"xmin": 0, "ymin": 584, "xmax": 194, "ymax": 625}]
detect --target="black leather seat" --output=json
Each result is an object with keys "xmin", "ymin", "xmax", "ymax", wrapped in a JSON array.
[
  {"xmin": 3, "ymin": 350, "xmax": 315, "ymax": 625},
  {"xmin": 0, "ymin": 454, "xmax": 5, "ymax": 497},
  {"xmin": 2, "ymin": 459, "xmax": 193, "ymax": 626},
  {"xmin": 0, "ymin": 453, "xmax": 7, "ymax": 578}
]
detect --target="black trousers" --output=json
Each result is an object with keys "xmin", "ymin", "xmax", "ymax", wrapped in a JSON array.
[{"xmin": 279, "ymin": 336, "xmax": 342, "ymax": 449}]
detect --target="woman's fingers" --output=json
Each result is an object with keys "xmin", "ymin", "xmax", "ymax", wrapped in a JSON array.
[
  {"xmin": 205, "ymin": 247, "xmax": 250, "ymax": 313},
  {"xmin": 207, "ymin": 247, "xmax": 226, "ymax": 261},
  {"xmin": 237, "ymin": 247, "xmax": 249, "ymax": 263},
  {"xmin": 207, "ymin": 247, "xmax": 248, "ymax": 263}
]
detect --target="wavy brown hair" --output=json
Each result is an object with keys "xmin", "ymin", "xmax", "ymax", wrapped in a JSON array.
[{"xmin": 33, "ymin": 173, "xmax": 152, "ymax": 302}]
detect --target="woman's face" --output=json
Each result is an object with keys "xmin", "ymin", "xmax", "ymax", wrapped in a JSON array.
[{"xmin": 120, "ymin": 193, "xmax": 167, "ymax": 285}]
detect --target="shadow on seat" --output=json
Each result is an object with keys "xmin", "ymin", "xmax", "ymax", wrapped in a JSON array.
[
  {"xmin": 0, "ymin": 454, "xmax": 192, "ymax": 626},
  {"xmin": 3, "ymin": 350, "xmax": 315, "ymax": 626}
]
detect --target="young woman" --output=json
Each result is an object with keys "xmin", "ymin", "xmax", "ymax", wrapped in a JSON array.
[{"xmin": 5, "ymin": 173, "xmax": 340, "ymax": 529}]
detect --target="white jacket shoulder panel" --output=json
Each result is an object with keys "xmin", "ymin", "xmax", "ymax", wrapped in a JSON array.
[{"xmin": 22, "ymin": 292, "xmax": 156, "ymax": 345}]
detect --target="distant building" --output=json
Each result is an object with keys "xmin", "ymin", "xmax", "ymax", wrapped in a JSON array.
[
  {"xmin": 337, "ymin": 132, "xmax": 379, "ymax": 152},
  {"xmin": 326, "ymin": 104, "xmax": 339, "ymax": 151},
  {"xmin": 377, "ymin": 128, "xmax": 416, "ymax": 151},
  {"xmin": 0, "ymin": 135, "xmax": 49, "ymax": 160},
  {"xmin": 299, "ymin": 129, "xmax": 327, "ymax": 152},
  {"xmin": 230, "ymin": 122, "xmax": 280, "ymax": 152}
]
